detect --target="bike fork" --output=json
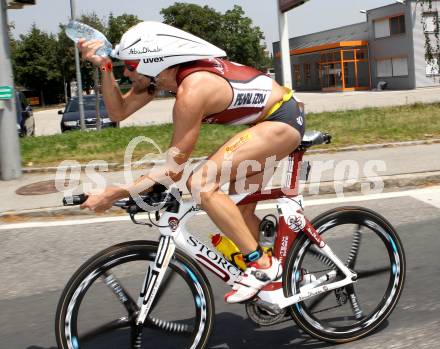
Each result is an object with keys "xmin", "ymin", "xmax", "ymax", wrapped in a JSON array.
[{"xmin": 133, "ymin": 235, "xmax": 176, "ymax": 343}]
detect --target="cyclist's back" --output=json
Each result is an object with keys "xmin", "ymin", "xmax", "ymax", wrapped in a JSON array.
[{"xmin": 177, "ymin": 58, "xmax": 273, "ymax": 125}]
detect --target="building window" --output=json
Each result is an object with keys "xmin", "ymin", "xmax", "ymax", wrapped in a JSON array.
[
  {"xmin": 390, "ymin": 15, "xmax": 405, "ymax": 35},
  {"xmin": 426, "ymin": 57, "xmax": 440, "ymax": 76},
  {"xmin": 343, "ymin": 50, "xmax": 355, "ymax": 60},
  {"xmin": 392, "ymin": 57, "xmax": 408, "ymax": 76},
  {"xmin": 377, "ymin": 57, "xmax": 408, "ymax": 77},
  {"xmin": 424, "ymin": 12, "xmax": 439, "ymax": 33},
  {"xmin": 294, "ymin": 65, "xmax": 301, "ymax": 86},
  {"xmin": 377, "ymin": 59, "xmax": 393, "ymax": 77},
  {"xmin": 356, "ymin": 49, "xmax": 368, "ymax": 60},
  {"xmin": 374, "ymin": 15, "xmax": 405, "ymax": 39},
  {"xmin": 304, "ymin": 63, "xmax": 311, "ymax": 82},
  {"xmin": 374, "ymin": 18, "xmax": 390, "ymax": 38}
]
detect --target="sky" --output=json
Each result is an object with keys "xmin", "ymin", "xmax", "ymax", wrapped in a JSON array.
[{"xmin": 8, "ymin": 0, "xmax": 397, "ymax": 53}]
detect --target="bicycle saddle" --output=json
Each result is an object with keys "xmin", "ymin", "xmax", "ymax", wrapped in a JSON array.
[{"xmin": 300, "ymin": 130, "xmax": 332, "ymax": 148}]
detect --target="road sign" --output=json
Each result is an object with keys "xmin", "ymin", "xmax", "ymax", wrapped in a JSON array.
[
  {"xmin": 279, "ymin": 0, "xmax": 309, "ymax": 13},
  {"xmin": 7, "ymin": 1, "xmax": 36, "ymax": 10},
  {"xmin": 0, "ymin": 86, "xmax": 13, "ymax": 100}
]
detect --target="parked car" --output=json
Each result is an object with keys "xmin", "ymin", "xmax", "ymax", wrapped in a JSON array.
[
  {"xmin": 58, "ymin": 95, "xmax": 117, "ymax": 132},
  {"xmin": 16, "ymin": 91, "xmax": 35, "ymax": 137}
]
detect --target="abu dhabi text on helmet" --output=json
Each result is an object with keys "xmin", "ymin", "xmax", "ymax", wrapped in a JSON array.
[{"xmin": 112, "ymin": 21, "xmax": 227, "ymax": 77}]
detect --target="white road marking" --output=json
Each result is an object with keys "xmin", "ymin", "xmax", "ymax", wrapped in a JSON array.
[
  {"xmin": 1, "ymin": 186, "xmax": 439, "ymax": 230},
  {"xmin": 408, "ymin": 189, "xmax": 440, "ymax": 209}
]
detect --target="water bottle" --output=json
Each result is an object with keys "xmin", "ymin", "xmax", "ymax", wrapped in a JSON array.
[
  {"xmin": 259, "ymin": 215, "xmax": 278, "ymax": 253},
  {"xmin": 210, "ymin": 234, "xmax": 247, "ymax": 271},
  {"xmin": 65, "ymin": 20, "xmax": 112, "ymax": 57}
]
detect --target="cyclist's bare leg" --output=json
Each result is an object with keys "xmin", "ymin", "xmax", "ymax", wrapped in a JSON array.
[
  {"xmin": 229, "ymin": 171, "xmax": 268, "ymax": 241},
  {"xmin": 187, "ymin": 121, "xmax": 301, "ymax": 266},
  {"xmin": 237, "ymin": 202, "xmax": 259, "ymax": 241}
]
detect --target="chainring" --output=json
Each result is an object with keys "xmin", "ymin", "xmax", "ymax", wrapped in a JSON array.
[{"xmin": 245, "ymin": 302, "xmax": 287, "ymax": 326}]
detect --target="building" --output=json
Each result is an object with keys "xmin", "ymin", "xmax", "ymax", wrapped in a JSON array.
[{"xmin": 273, "ymin": 0, "xmax": 440, "ymax": 91}]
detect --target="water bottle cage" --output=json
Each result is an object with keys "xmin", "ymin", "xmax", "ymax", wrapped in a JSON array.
[{"xmin": 230, "ymin": 252, "xmax": 244, "ymax": 268}]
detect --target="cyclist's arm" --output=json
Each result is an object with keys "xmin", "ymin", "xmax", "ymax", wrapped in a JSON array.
[
  {"xmin": 139, "ymin": 72, "xmax": 230, "ymax": 187},
  {"xmin": 78, "ymin": 39, "xmax": 153, "ymax": 122},
  {"xmin": 104, "ymin": 76, "xmax": 208, "ymax": 201},
  {"xmin": 100, "ymin": 70, "xmax": 153, "ymax": 122},
  {"xmin": 130, "ymin": 80, "xmax": 206, "ymax": 193}
]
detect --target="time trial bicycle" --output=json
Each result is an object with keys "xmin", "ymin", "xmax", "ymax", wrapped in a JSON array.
[{"xmin": 55, "ymin": 130, "xmax": 406, "ymax": 349}]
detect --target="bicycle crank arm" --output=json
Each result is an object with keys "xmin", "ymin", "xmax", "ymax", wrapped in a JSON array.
[{"xmin": 136, "ymin": 236, "xmax": 176, "ymax": 325}]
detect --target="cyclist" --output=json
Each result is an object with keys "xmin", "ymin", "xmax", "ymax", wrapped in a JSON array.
[{"xmin": 78, "ymin": 21, "xmax": 305, "ymax": 303}]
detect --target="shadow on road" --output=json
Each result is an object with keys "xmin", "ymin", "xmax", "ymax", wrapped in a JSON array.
[
  {"xmin": 24, "ymin": 314, "xmax": 389, "ymax": 349},
  {"xmin": 209, "ymin": 312, "xmax": 332, "ymax": 349}
]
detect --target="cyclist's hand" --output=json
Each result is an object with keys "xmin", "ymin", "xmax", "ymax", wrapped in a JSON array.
[
  {"xmin": 77, "ymin": 38, "xmax": 110, "ymax": 67},
  {"xmin": 80, "ymin": 191, "xmax": 113, "ymax": 212}
]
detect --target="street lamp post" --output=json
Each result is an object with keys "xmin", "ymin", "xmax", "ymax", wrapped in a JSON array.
[
  {"xmin": 277, "ymin": 1, "xmax": 310, "ymax": 89},
  {"xmin": 277, "ymin": 2, "xmax": 292, "ymax": 88},
  {"xmin": 70, "ymin": 0, "xmax": 85, "ymax": 131},
  {"xmin": 0, "ymin": 0, "xmax": 22, "ymax": 180}
]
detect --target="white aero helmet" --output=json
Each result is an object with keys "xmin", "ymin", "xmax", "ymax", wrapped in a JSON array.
[{"xmin": 112, "ymin": 21, "xmax": 226, "ymax": 77}]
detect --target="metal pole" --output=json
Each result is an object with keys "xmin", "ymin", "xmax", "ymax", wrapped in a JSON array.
[
  {"xmin": 63, "ymin": 76, "xmax": 68, "ymax": 104},
  {"xmin": 0, "ymin": 0, "xmax": 22, "ymax": 180},
  {"xmin": 94, "ymin": 67, "xmax": 101, "ymax": 130},
  {"xmin": 70, "ymin": 0, "xmax": 85, "ymax": 130},
  {"xmin": 277, "ymin": 2, "xmax": 293, "ymax": 89}
]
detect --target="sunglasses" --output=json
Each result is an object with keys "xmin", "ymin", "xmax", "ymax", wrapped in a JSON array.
[{"xmin": 124, "ymin": 60, "xmax": 140, "ymax": 72}]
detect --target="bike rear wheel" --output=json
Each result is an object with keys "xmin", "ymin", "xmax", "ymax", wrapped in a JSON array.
[
  {"xmin": 283, "ymin": 207, "xmax": 406, "ymax": 343},
  {"xmin": 55, "ymin": 240, "xmax": 215, "ymax": 349}
]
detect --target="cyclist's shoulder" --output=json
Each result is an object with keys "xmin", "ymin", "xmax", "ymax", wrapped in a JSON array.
[{"xmin": 176, "ymin": 62, "xmax": 230, "ymax": 97}]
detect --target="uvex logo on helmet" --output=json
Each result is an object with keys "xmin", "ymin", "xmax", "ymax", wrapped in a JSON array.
[{"xmin": 143, "ymin": 57, "xmax": 165, "ymax": 63}]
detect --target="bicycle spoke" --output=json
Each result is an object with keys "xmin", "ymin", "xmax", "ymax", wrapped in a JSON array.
[
  {"xmin": 346, "ymin": 226, "xmax": 362, "ymax": 269},
  {"xmin": 357, "ymin": 266, "xmax": 390, "ymax": 279},
  {"xmin": 131, "ymin": 324, "xmax": 143, "ymax": 349},
  {"xmin": 80, "ymin": 316, "xmax": 131, "ymax": 342},
  {"xmin": 346, "ymin": 284, "xmax": 364, "ymax": 320},
  {"xmin": 145, "ymin": 316, "xmax": 194, "ymax": 336},
  {"xmin": 309, "ymin": 245, "xmax": 336, "ymax": 269},
  {"xmin": 102, "ymin": 272, "xmax": 139, "ymax": 315}
]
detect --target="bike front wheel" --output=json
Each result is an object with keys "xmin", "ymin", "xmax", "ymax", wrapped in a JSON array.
[
  {"xmin": 55, "ymin": 240, "xmax": 215, "ymax": 349},
  {"xmin": 283, "ymin": 207, "xmax": 406, "ymax": 343}
]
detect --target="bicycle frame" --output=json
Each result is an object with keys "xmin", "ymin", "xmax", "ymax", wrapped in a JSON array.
[{"xmin": 135, "ymin": 149, "xmax": 357, "ymax": 325}]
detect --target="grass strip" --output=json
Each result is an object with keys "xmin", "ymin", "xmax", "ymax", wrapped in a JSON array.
[{"xmin": 21, "ymin": 102, "xmax": 440, "ymax": 166}]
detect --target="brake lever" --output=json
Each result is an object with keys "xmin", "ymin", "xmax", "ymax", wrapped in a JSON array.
[{"xmin": 129, "ymin": 213, "xmax": 152, "ymax": 227}]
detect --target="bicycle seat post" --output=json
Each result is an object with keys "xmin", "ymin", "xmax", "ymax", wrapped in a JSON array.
[{"xmin": 283, "ymin": 149, "xmax": 306, "ymax": 196}]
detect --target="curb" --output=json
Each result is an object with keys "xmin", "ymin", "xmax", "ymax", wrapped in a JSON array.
[
  {"xmin": 2, "ymin": 171, "xmax": 440, "ymax": 220},
  {"xmin": 22, "ymin": 138, "xmax": 440, "ymax": 174}
]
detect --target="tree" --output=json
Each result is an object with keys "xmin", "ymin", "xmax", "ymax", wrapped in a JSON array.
[
  {"xmin": 56, "ymin": 24, "xmax": 76, "ymax": 99},
  {"xmin": 418, "ymin": 0, "xmax": 440, "ymax": 77},
  {"xmin": 107, "ymin": 13, "xmax": 142, "ymax": 44},
  {"xmin": 161, "ymin": 3, "xmax": 271, "ymax": 70},
  {"xmin": 220, "ymin": 6, "xmax": 271, "ymax": 70},
  {"xmin": 161, "ymin": 3, "xmax": 223, "ymax": 44},
  {"xmin": 13, "ymin": 24, "xmax": 63, "ymax": 105}
]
